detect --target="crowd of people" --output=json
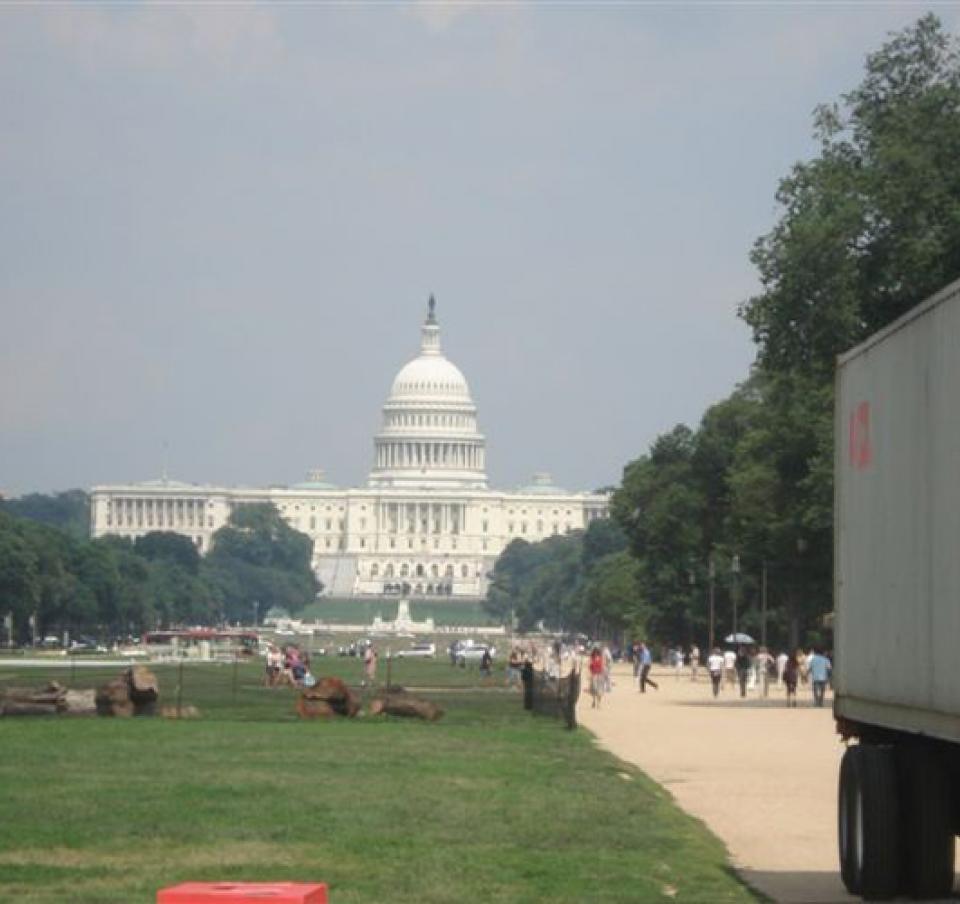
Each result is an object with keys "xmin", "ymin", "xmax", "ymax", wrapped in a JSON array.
[
  {"xmin": 263, "ymin": 642, "xmax": 316, "ymax": 689},
  {"xmin": 583, "ymin": 640, "xmax": 833, "ymax": 708}
]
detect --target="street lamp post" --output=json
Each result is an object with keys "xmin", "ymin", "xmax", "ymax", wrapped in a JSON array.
[
  {"xmin": 731, "ymin": 554, "xmax": 741, "ymax": 639},
  {"xmin": 761, "ymin": 561, "xmax": 768, "ymax": 648},
  {"xmin": 708, "ymin": 556, "xmax": 716, "ymax": 652}
]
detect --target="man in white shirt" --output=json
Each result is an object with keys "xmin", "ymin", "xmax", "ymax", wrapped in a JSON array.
[
  {"xmin": 707, "ymin": 648, "xmax": 724, "ymax": 697},
  {"xmin": 776, "ymin": 651, "xmax": 788, "ymax": 685},
  {"xmin": 723, "ymin": 648, "xmax": 737, "ymax": 688}
]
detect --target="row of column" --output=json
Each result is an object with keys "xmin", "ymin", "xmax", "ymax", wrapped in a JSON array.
[
  {"xmin": 377, "ymin": 501, "xmax": 468, "ymax": 534},
  {"xmin": 110, "ymin": 496, "xmax": 208, "ymax": 529},
  {"xmin": 375, "ymin": 441, "xmax": 485, "ymax": 471}
]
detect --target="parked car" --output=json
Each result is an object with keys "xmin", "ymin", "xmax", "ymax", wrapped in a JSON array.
[
  {"xmin": 396, "ymin": 642, "xmax": 436, "ymax": 659},
  {"xmin": 69, "ymin": 636, "xmax": 107, "ymax": 654}
]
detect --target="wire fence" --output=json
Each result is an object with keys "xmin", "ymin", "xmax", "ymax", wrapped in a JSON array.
[
  {"xmin": 0, "ymin": 654, "xmax": 574, "ymax": 726},
  {"xmin": 522, "ymin": 663, "xmax": 581, "ymax": 730}
]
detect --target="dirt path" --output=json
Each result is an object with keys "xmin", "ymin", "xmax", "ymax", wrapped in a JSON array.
[{"xmin": 578, "ymin": 663, "xmax": 856, "ymax": 903}]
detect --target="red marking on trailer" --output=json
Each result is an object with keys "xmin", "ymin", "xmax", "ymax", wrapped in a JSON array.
[{"xmin": 849, "ymin": 401, "xmax": 872, "ymax": 470}]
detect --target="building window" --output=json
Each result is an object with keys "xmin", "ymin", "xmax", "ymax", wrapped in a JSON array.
[
  {"xmin": 461, "ymin": 564, "xmax": 469, "ymax": 578},
  {"xmin": 445, "ymin": 565, "xmax": 454, "ymax": 577},
  {"xmin": 390, "ymin": 538, "xmax": 396, "ymax": 549},
  {"xmin": 310, "ymin": 517, "xmax": 316, "ymax": 530},
  {"xmin": 521, "ymin": 522, "xmax": 527, "ymax": 534},
  {"xmin": 360, "ymin": 538, "xmax": 366, "ymax": 548},
  {"xmin": 371, "ymin": 564, "xmax": 379, "ymax": 577},
  {"xmin": 431, "ymin": 564, "xmax": 439, "ymax": 577},
  {"xmin": 385, "ymin": 564, "xmax": 394, "ymax": 578},
  {"xmin": 508, "ymin": 522, "xmax": 514, "ymax": 533},
  {"xmin": 401, "ymin": 564, "xmax": 409, "ymax": 577},
  {"xmin": 325, "ymin": 539, "xmax": 331, "ymax": 549},
  {"xmin": 326, "ymin": 519, "xmax": 332, "ymax": 530}
]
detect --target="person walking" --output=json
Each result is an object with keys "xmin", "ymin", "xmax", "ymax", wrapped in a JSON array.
[
  {"xmin": 639, "ymin": 642, "xmax": 658, "ymax": 693},
  {"xmin": 601, "ymin": 644, "xmax": 613, "ymax": 693},
  {"xmin": 363, "ymin": 643, "xmax": 378, "ymax": 688},
  {"xmin": 735, "ymin": 646, "xmax": 752, "ymax": 698},
  {"xmin": 689, "ymin": 644, "xmax": 700, "ymax": 682},
  {"xmin": 776, "ymin": 650, "xmax": 788, "ymax": 686},
  {"xmin": 723, "ymin": 648, "xmax": 737, "ymax": 688},
  {"xmin": 808, "ymin": 648, "xmax": 832, "ymax": 707},
  {"xmin": 588, "ymin": 647, "xmax": 605, "ymax": 708},
  {"xmin": 673, "ymin": 646, "xmax": 684, "ymax": 681},
  {"xmin": 707, "ymin": 647, "xmax": 724, "ymax": 698},
  {"xmin": 783, "ymin": 651, "xmax": 800, "ymax": 707},
  {"xmin": 755, "ymin": 646, "xmax": 774, "ymax": 698}
]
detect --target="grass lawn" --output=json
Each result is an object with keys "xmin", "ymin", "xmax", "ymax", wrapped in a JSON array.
[{"xmin": 0, "ymin": 661, "xmax": 757, "ymax": 903}]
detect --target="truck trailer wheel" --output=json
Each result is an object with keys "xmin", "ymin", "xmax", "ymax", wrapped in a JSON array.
[
  {"xmin": 898, "ymin": 745, "xmax": 955, "ymax": 899},
  {"xmin": 838, "ymin": 744, "xmax": 900, "ymax": 899}
]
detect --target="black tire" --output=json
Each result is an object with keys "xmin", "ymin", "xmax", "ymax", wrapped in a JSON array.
[
  {"xmin": 839, "ymin": 747, "xmax": 863, "ymax": 895},
  {"xmin": 897, "ymin": 745, "xmax": 956, "ymax": 899},
  {"xmin": 838, "ymin": 744, "xmax": 901, "ymax": 899}
]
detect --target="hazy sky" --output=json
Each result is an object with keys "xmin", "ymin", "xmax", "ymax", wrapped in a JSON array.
[{"xmin": 2, "ymin": 2, "xmax": 954, "ymax": 498}]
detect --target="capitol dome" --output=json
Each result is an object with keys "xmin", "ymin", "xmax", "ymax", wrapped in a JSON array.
[{"xmin": 368, "ymin": 297, "xmax": 487, "ymax": 489}]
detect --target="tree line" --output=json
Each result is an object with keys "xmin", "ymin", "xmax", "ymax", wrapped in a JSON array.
[
  {"xmin": 0, "ymin": 501, "xmax": 317, "ymax": 644},
  {"xmin": 488, "ymin": 15, "xmax": 960, "ymax": 650}
]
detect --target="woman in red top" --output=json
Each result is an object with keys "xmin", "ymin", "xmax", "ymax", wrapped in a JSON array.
[{"xmin": 589, "ymin": 647, "xmax": 605, "ymax": 708}]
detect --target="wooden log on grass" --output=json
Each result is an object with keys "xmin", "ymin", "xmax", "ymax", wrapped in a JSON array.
[
  {"xmin": 301, "ymin": 676, "xmax": 360, "ymax": 717},
  {"xmin": 96, "ymin": 677, "xmax": 132, "ymax": 716},
  {"xmin": 369, "ymin": 692, "xmax": 443, "ymax": 721},
  {"xmin": 296, "ymin": 696, "xmax": 336, "ymax": 719},
  {"xmin": 60, "ymin": 689, "xmax": 97, "ymax": 716}
]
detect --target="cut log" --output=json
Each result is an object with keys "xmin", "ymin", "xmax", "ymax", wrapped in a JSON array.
[
  {"xmin": 96, "ymin": 677, "xmax": 131, "ymax": 716},
  {"xmin": 296, "ymin": 696, "xmax": 335, "ymax": 720},
  {"xmin": 0, "ymin": 688, "xmax": 63, "ymax": 706},
  {"xmin": 302, "ymin": 676, "xmax": 360, "ymax": 717},
  {"xmin": 369, "ymin": 692, "xmax": 443, "ymax": 721},
  {"xmin": 127, "ymin": 666, "xmax": 159, "ymax": 704},
  {"xmin": 60, "ymin": 689, "xmax": 97, "ymax": 716}
]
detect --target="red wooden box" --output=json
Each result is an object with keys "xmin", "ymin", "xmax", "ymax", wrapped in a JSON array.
[{"xmin": 157, "ymin": 883, "xmax": 328, "ymax": 904}]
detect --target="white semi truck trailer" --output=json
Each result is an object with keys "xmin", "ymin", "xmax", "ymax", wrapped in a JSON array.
[{"xmin": 835, "ymin": 277, "xmax": 960, "ymax": 899}]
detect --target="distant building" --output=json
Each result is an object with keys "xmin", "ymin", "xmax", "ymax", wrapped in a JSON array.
[{"xmin": 89, "ymin": 300, "xmax": 609, "ymax": 598}]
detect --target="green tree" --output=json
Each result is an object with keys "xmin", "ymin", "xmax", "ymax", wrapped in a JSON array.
[
  {"xmin": 134, "ymin": 531, "xmax": 201, "ymax": 574},
  {"xmin": 204, "ymin": 503, "xmax": 317, "ymax": 622},
  {"xmin": 0, "ymin": 490, "xmax": 90, "ymax": 539}
]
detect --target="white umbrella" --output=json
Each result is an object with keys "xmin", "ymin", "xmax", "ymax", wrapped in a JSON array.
[{"xmin": 724, "ymin": 632, "xmax": 755, "ymax": 645}]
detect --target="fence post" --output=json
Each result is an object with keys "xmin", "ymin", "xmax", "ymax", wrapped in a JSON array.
[
  {"xmin": 385, "ymin": 654, "xmax": 393, "ymax": 708},
  {"xmin": 176, "ymin": 658, "xmax": 184, "ymax": 719}
]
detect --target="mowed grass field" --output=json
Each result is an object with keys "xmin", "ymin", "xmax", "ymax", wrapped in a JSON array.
[{"xmin": 0, "ymin": 659, "xmax": 757, "ymax": 903}]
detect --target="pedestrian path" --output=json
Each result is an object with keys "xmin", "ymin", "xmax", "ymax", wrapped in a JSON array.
[{"xmin": 578, "ymin": 664, "xmax": 857, "ymax": 903}]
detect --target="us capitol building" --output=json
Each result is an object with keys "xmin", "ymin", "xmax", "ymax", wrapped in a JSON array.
[{"xmin": 90, "ymin": 300, "xmax": 609, "ymax": 599}]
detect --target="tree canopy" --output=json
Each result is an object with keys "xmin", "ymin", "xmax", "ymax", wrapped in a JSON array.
[{"xmin": 0, "ymin": 500, "xmax": 317, "ymax": 643}]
